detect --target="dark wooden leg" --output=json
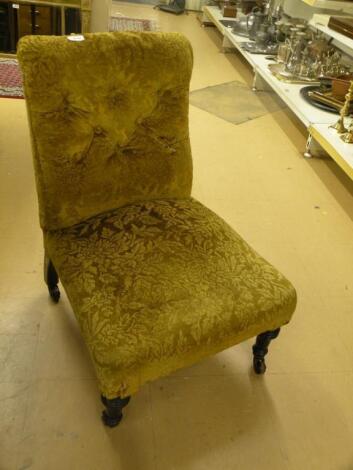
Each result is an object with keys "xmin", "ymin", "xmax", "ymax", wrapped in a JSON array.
[
  {"xmin": 44, "ymin": 254, "xmax": 60, "ymax": 303},
  {"xmin": 252, "ymin": 328, "xmax": 281, "ymax": 374},
  {"xmin": 101, "ymin": 395, "xmax": 131, "ymax": 427}
]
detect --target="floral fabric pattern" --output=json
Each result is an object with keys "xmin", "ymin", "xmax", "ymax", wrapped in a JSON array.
[
  {"xmin": 45, "ymin": 198, "xmax": 296, "ymax": 398},
  {"xmin": 18, "ymin": 33, "xmax": 296, "ymax": 399},
  {"xmin": 17, "ymin": 33, "xmax": 193, "ymax": 231}
]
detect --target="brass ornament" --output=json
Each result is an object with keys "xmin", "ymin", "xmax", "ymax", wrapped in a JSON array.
[
  {"xmin": 330, "ymin": 80, "xmax": 353, "ymax": 136},
  {"xmin": 331, "ymin": 116, "xmax": 347, "ymax": 134},
  {"xmin": 341, "ymin": 123, "xmax": 353, "ymax": 143}
]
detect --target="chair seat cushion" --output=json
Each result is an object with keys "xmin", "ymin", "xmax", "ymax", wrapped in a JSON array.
[{"xmin": 44, "ymin": 198, "xmax": 296, "ymax": 398}]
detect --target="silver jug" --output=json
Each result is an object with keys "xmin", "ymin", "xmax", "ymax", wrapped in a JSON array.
[
  {"xmin": 247, "ymin": 9, "xmax": 267, "ymax": 41},
  {"xmin": 255, "ymin": 23, "xmax": 270, "ymax": 48}
]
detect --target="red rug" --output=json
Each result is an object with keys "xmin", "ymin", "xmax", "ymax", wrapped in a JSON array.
[{"xmin": 0, "ymin": 58, "xmax": 24, "ymax": 99}]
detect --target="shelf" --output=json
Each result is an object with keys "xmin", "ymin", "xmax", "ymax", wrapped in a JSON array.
[
  {"xmin": 301, "ymin": 0, "xmax": 353, "ymax": 13},
  {"xmin": 223, "ymin": 27, "xmax": 336, "ymax": 126},
  {"xmin": 203, "ymin": 5, "xmax": 353, "ymax": 180},
  {"xmin": 309, "ymin": 18, "xmax": 353, "ymax": 55},
  {"xmin": 203, "ymin": 6, "xmax": 238, "ymax": 34},
  {"xmin": 7, "ymin": 0, "xmax": 82, "ymax": 8},
  {"xmin": 310, "ymin": 123, "xmax": 353, "ymax": 179}
]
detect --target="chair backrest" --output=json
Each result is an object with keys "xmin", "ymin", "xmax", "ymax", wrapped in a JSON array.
[{"xmin": 18, "ymin": 32, "xmax": 193, "ymax": 231}]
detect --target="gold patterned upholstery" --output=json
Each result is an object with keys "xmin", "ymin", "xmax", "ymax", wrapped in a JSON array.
[
  {"xmin": 18, "ymin": 33, "xmax": 193, "ymax": 231},
  {"xmin": 18, "ymin": 32, "xmax": 296, "ymax": 401},
  {"xmin": 44, "ymin": 198, "xmax": 296, "ymax": 398}
]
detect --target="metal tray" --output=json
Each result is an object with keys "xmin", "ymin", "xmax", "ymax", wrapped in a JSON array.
[
  {"xmin": 268, "ymin": 63, "xmax": 320, "ymax": 85},
  {"xmin": 219, "ymin": 19, "xmax": 238, "ymax": 28},
  {"xmin": 241, "ymin": 42, "xmax": 278, "ymax": 54},
  {"xmin": 300, "ymin": 86, "xmax": 339, "ymax": 114}
]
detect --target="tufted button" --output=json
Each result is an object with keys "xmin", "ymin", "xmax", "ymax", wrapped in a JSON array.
[
  {"xmin": 111, "ymin": 91, "xmax": 129, "ymax": 107},
  {"xmin": 94, "ymin": 126, "xmax": 104, "ymax": 136}
]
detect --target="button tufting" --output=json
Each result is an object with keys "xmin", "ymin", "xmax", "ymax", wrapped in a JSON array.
[{"xmin": 94, "ymin": 126, "xmax": 104, "ymax": 136}]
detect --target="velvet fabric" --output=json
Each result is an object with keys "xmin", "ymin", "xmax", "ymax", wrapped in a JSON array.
[
  {"xmin": 18, "ymin": 32, "xmax": 296, "ymax": 399},
  {"xmin": 44, "ymin": 198, "xmax": 296, "ymax": 398},
  {"xmin": 18, "ymin": 33, "xmax": 193, "ymax": 231}
]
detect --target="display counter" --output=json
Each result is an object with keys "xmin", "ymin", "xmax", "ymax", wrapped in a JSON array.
[{"xmin": 202, "ymin": 5, "xmax": 353, "ymax": 181}]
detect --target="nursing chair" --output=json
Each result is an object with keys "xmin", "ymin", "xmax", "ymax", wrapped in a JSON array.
[{"xmin": 18, "ymin": 32, "xmax": 296, "ymax": 427}]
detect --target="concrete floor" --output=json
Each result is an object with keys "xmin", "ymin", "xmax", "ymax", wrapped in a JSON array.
[{"xmin": 1, "ymin": 3, "xmax": 353, "ymax": 469}]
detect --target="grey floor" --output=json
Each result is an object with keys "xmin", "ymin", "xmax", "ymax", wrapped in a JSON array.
[{"xmin": 190, "ymin": 80, "xmax": 286, "ymax": 125}]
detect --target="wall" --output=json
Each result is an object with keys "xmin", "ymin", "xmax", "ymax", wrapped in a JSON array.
[
  {"xmin": 282, "ymin": 0, "xmax": 330, "ymax": 20},
  {"xmin": 90, "ymin": 0, "xmax": 112, "ymax": 32},
  {"xmin": 33, "ymin": 0, "xmax": 81, "ymax": 3},
  {"xmin": 186, "ymin": 0, "xmax": 206, "ymax": 10}
]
